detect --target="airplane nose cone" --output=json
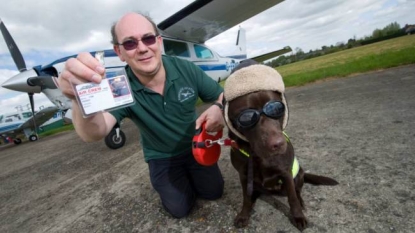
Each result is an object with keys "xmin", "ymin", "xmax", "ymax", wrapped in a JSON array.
[{"xmin": 1, "ymin": 69, "xmax": 41, "ymax": 93}]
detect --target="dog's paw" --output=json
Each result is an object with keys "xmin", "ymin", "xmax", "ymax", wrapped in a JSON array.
[
  {"xmin": 234, "ymin": 214, "xmax": 250, "ymax": 228},
  {"xmin": 291, "ymin": 214, "xmax": 308, "ymax": 231}
]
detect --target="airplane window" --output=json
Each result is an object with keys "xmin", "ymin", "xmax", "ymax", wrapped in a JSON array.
[
  {"xmin": 194, "ymin": 45, "xmax": 214, "ymax": 59},
  {"xmin": 163, "ymin": 39, "xmax": 190, "ymax": 58}
]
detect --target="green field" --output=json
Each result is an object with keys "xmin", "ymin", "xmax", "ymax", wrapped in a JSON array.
[
  {"xmin": 38, "ymin": 124, "xmax": 74, "ymax": 137},
  {"xmin": 275, "ymin": 34, "xmax": 415, "ymax": 87}
]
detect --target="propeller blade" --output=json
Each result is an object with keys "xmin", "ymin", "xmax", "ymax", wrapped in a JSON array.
[
  {"xmin": 27, "ymin": 76, "xmax": 58, "ymax": 89},
  {"xmin": 0, "ymin": 19, "xmax": 27, "ymax": 72},
  {"xmin": 28, "ymin": 93, "xmax": 39, "ymax": 138},
  {"xmin": 28, "ymin": 93, "xmax": 35, "ymax": 115}
]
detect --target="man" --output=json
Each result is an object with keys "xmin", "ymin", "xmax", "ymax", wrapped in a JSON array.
[{"xmin": 58, "ymin": 12, "xmax": 225, "ymax": 218}]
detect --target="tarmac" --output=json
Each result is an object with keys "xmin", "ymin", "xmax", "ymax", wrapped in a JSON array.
[{"xmin": 0, "ymin": 64, "xmax": 414, "ymax": 233}]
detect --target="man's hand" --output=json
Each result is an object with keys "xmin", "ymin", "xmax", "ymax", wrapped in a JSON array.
[
  {"xmin": 195, "ymin": 103, "xmax": 225, "ymax": 132},
  {"xmin": 56, "ymin": 52, "xmax": 117, "ymax": 142},
  {"xmin": 57, "ymin": 52, "xmax": 106, "ymax": 100}
]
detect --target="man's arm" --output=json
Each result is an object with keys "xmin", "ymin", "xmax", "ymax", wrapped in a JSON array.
[
  {"xmin": 71, "ymin": 100, "xmax": 117, "ymax": 142},
  {"xmin": 58, "ymin": 52, "xmax": 118, "ymax": 142}
]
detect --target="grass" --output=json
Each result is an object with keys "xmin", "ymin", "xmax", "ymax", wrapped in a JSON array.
[
  {"xmin": 276, "ymin": 34, "xmax": 415, "ymax": 87},
  {"xmin": 38, "ymin": 124, "xmax": 74, "ymax": 137}
]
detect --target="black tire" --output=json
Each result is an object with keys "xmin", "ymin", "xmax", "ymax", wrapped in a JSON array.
[
  {"xmin": 13, "ymin": 138, "xmax": 22, "ymax": 145},
  {"xmin": 29, "ymin": 134, "xmax": 38, "ymax": 141},
  {"xmin": 104, "ymin": 128, "xmax": 126, "ymax": 149}
]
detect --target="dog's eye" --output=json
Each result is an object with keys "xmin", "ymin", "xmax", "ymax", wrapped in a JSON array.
[
  {"xmin": 237, "ymin": 110, "xmax": 259, "ymax": 128},
  {"xmin": 239, "ymin": 112, "xmax": 252, "ymax": 123},
  {"xmin": 264, "ymin": 101, "xmax": 285, "ymax": 118}
]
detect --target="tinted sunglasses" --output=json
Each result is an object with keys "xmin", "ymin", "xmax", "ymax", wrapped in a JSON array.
[
  {"xmin": 235, "ymin": 100, "xmax": 285, "ymax": 129},
  {"xmin": 117, "ymin": 35, "xmax": 158, "ymax": 50}
]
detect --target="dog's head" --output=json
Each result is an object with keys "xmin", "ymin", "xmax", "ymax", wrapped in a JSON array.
[{"xmin": 224, "ymin": 63, "xmax": 289, "ymax": 156}]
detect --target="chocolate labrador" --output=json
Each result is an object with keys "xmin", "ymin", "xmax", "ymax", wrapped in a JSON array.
[{"xmin": 223, "ymin": 63, "xmax": 338, "ymax": 231}]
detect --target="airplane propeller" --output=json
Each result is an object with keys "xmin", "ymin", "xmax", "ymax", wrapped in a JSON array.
[
  {"xmin": 0, "ymin": 18, "xmax": 54, "ymax": 138},
  {"xmin": 0, "ymin": 19, "xmax": 57, "ymax": 93},
  {"xmin": 27, "ymin": 76, "xmax": 57, "ymax": 89}
]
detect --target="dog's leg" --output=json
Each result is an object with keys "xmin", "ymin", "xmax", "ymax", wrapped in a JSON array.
[
  {"xmin": 295, "ymin": 168, "xmax": 305, "ymax": 209},
  {"xmin": 283, "ymin": 174, "xmax": 308, "ymax": 231},
  {"xmin": 234, "ymin": 175, "xmax": 259, "ymax": 228}
]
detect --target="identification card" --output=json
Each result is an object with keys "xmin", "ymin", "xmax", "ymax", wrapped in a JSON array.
[
  {"xmin": 75, "ymin": 74, "xmax": 134, "ymax": 117},
  {"xmin": 73, "ymin": 51, "xmax": 134, "ymax": 117}
]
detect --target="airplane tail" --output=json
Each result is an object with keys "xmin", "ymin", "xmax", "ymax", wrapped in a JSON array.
[
  {"xmin": 226, "ymin": 26, "xmax": 292, "ymax": 63},
  {"xmin": 227, "ymin": 27, "xmax": 247, "ymax": 60}
]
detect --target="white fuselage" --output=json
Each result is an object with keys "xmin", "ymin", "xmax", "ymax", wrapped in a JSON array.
[{"xmin": 0, "ymin": 111, "xmax": 31, "ymax": 135}]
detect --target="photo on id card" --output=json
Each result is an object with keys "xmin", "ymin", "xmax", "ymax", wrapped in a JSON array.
[{"xmin": 73, "ymin": 69, "xmax": 135, "ymax": 118}]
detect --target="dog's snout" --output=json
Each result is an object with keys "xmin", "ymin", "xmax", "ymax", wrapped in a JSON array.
[{"xmin": 269, "ymin": 134, "xmax": 286, "ymax": 151}]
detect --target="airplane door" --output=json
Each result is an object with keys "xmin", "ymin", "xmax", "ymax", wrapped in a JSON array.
[
  {"xmin": 161, "ymin": 38, "xmax": 225, "ymax": 82},
  {"xmin": 162, "ymin": 38, "xmax": 191, "ymax": 61}
]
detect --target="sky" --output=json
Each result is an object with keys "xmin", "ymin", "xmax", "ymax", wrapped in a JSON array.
[{"xmin": 0, "ymin": 0, "xmax": 414, "ymax": 114}]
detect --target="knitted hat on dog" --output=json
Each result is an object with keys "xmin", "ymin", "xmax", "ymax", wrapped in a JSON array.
[{"xmin": 224, "ymin": 64, "xmax": 289, "ymax": 141}]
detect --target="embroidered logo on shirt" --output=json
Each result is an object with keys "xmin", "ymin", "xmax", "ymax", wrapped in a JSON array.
[{"xmin": 178, "ymin": 87, "xmax": 195, "ymax": 102}]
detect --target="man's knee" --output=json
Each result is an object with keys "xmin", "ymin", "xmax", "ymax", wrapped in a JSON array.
[
  {"xmin": 162, "ymin": 201, "xmax": 193, "ymax": 218},
  {"xmin": 203, "ymin": 179, "xmax": 224, "ymax": 200}
]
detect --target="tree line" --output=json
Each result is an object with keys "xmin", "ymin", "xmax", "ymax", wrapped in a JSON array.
[{"xmin": 264, "ymin": 22, "xmax": 410, "ymax": 68}]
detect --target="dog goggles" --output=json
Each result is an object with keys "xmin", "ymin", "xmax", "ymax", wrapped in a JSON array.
[
  {"xmin": 117, "ymin": 35, "xmax": 158, "ymax": 50},
  {"xmin": 236, "ymin": 100, "xmax": 285, "ymax": 129}
]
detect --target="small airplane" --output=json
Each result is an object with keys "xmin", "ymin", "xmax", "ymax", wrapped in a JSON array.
[
  {"xmin": 1, "ymin": 0, "xmax": 291, "ymax": 149},
  {"xmin": 0, "ymin": 106, "xmax": 59, "ymax": 145},
  {"xmin": 38, "ymin": 110, "xmax": 67, "ymax": 130}
]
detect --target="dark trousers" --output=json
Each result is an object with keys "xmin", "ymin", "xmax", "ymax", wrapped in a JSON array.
[{"xmin": 148, "ymin": 151, "xmax": 224, "ymax": 218}]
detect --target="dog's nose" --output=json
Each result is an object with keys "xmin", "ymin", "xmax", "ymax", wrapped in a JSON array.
[{"xmin": 269, "ymin": 135, "xmax": 285, "ymax": 151}]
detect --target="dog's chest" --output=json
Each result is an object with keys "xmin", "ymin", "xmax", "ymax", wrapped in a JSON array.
[{"xmin": 254, "ymin": 164, "xmax": 284, "ymax": 191}]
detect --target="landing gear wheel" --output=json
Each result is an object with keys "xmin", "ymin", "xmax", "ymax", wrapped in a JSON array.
[
  {"xmin": 13, "ymin": 138, "xmax": 22, "ymax": 145},
  {"xmin": 29, "ymin": 134, "xmax": 38, "ymax": 141},
  {"xmin": 105, "ymin": 128, "xmax": 126, "ymax": 149}
]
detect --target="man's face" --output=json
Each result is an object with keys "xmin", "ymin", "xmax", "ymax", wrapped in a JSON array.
[{"xmin": 113, "ymin": 14, "xmax": 163, "ymax": 78}]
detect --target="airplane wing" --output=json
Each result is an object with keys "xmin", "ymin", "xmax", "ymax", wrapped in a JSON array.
[
  {"xmin": 250, "ymin": 46, "xmax": 292, "ymax": 63},
  {"xmin": 158, "ymin": 0, "xmax": 284, "ymax": 43},
  {"xmin": 19, "ymin": 106, "xmax": 59, "ymax": 130}
]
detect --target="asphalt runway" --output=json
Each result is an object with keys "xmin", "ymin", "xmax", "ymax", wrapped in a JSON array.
[{"xmin": 1, "ymin": 64, "xmax": 414, "ymax": 233}]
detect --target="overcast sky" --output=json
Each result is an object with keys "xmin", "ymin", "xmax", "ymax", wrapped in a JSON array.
[{"xmin": 0, "ymin": 0, "xmax": 414, "ymax": 114}]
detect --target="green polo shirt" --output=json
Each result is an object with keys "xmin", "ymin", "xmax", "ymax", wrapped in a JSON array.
[{"xmin": 110, "ymin": 55, "xmax": 223, "ymax": 162}]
